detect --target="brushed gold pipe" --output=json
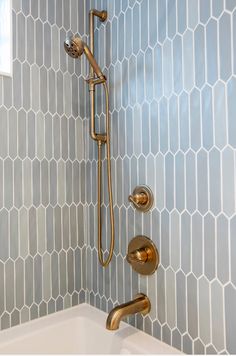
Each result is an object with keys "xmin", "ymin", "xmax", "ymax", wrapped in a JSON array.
[
  {"xmin": 89, "ymin": 9, "xmax": 107, "ymax": 77},
  {"xmin": 88, "ymin": 79, "xmax": 106, "ymax": 143},
  {"xmin": 89, "ymin": 86, "xmax": 96, "ymax": 141},
  {"xmin": 88, "ymin": 10, "xmax": 106, "ymax": 143},
  {"xmin": 89, "ymin": 11, "xmax": 94, "ymax": 79},
  {"xmin": 97, "ymin": 140, "xmax": 102, "ymax": 262}
]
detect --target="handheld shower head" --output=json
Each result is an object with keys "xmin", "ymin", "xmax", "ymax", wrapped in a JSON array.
[
  {"xmin": 64, "ymin": 36, "xmax": 84, "ymax": 58},
  {"xmin": 64, "ymin": 35, "xmax": 105, "ymax": 80}
]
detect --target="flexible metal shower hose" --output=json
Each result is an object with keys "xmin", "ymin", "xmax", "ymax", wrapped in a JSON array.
[{"xmin": 97, "ymin": 82, "xmax": 115, "ymax": 267}]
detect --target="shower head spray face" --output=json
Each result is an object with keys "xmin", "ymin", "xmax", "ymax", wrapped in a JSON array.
[
  {"xmin": 64, "ymin": 35, "xmax": 105, "ymax": 80},
  {"xmin": 64, "ymin": 35, "xmax": 84, "ymax": 58}
]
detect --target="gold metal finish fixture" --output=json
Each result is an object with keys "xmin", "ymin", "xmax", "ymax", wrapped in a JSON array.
[
  {"xmin": 128, "ymin": 185, "xmax": 154, "ymax": 212},
  {"xmin": 64, "ymin": 9, "xmax": 114, "ymax": 268},
  {"xmin": 106, "ymin": 294, "xmax": 151, "ymax": 330},
  {"xmin": 64, "ymin": 36, "xmax": 105, "ymax": 80},
  {"xmin": 89, "ymin": 9, "xmax": 114, "ymax": 268},
  {"xmin": 127, "ymin": 236, "xmax": 159, "ymax": 275},
  {"xmin": 89, "ymin": 10, "xmax": 107, "ymax": 78}
]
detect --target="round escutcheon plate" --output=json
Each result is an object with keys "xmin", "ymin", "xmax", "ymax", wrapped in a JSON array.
[
  {"xmin": 127, "ymin": 235, "xmax": 159, "ymax": 275},
  {"xmin": 129, "ymin": 185, "xmax": 154, "ymax": 212}
]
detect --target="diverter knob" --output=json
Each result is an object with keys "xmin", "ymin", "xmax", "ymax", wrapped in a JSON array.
[{"xmin": 128, "ymin": 186, "xmax": 154, "ymax": 212}]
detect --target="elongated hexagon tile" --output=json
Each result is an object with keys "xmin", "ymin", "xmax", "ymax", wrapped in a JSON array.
[
  {"xmin": 2, "ymin": 1, "xmax": 236, "ymax": 355},
  {"xmin": 219, "ymin": 13, "xmax": 232, "ymax": 82},
  {"xmin": 225, "ymin": 284, "xmax": 236, "ymax": 354},
  {"xmin": 211, "ymin": 280, "xmax": 225, "ymax": 352}
]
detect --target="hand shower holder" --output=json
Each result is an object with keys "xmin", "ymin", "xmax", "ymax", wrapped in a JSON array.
[{"xmin": 86, "ymin": 76, "xmax": 106, "ymax": 88}]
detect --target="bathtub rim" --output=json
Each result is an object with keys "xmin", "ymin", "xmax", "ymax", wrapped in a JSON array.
[{"xmin": 0, "ymin": 303, "xmax": 182, "ymax": 354}]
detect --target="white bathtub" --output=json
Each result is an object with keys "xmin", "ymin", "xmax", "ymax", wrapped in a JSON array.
[{"xmin": 0, "ymin": 304, "xmax": 181, "ymax": 354}]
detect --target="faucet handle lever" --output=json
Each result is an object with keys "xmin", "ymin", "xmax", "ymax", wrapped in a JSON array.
[
  {"xmin": 128, "ymin": 193, "xmax": 148, "ymax": 207},
  {"xmin": 128, "ymin": 186, "xmax": 154, "ymax": 212},
  {"xmin": 126, "ymin": 247, "xmax": 151, "ymax": 265},
  {"xmin": 126, "ymin": 236, "xmax": 159, "ymax": 275}
]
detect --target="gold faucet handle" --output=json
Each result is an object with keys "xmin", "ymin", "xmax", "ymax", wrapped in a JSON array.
[
  {"xmin": 128, "ymin": 186, "xmax": 154, "ymax": 212},
  {"xmin": 126, "ymin": 247, "xmax": 152, "ymax": 265},
  {"xmin": 128, "ymin": 193, "xmax": 148, "ymax": 207},
  {"xmin": 127, "ymin": 236, "xmax": 159, "ymax": 275}
]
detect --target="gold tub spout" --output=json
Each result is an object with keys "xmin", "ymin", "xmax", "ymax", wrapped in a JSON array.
[{"xmin": 106, "ymin": 294, "xmax": 151, "ymax": 331}]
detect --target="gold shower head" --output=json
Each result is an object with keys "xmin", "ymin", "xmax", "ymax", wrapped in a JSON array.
[{"xmin": 64, "ymin": 35, "xmax": 105, "ymax": 80}]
